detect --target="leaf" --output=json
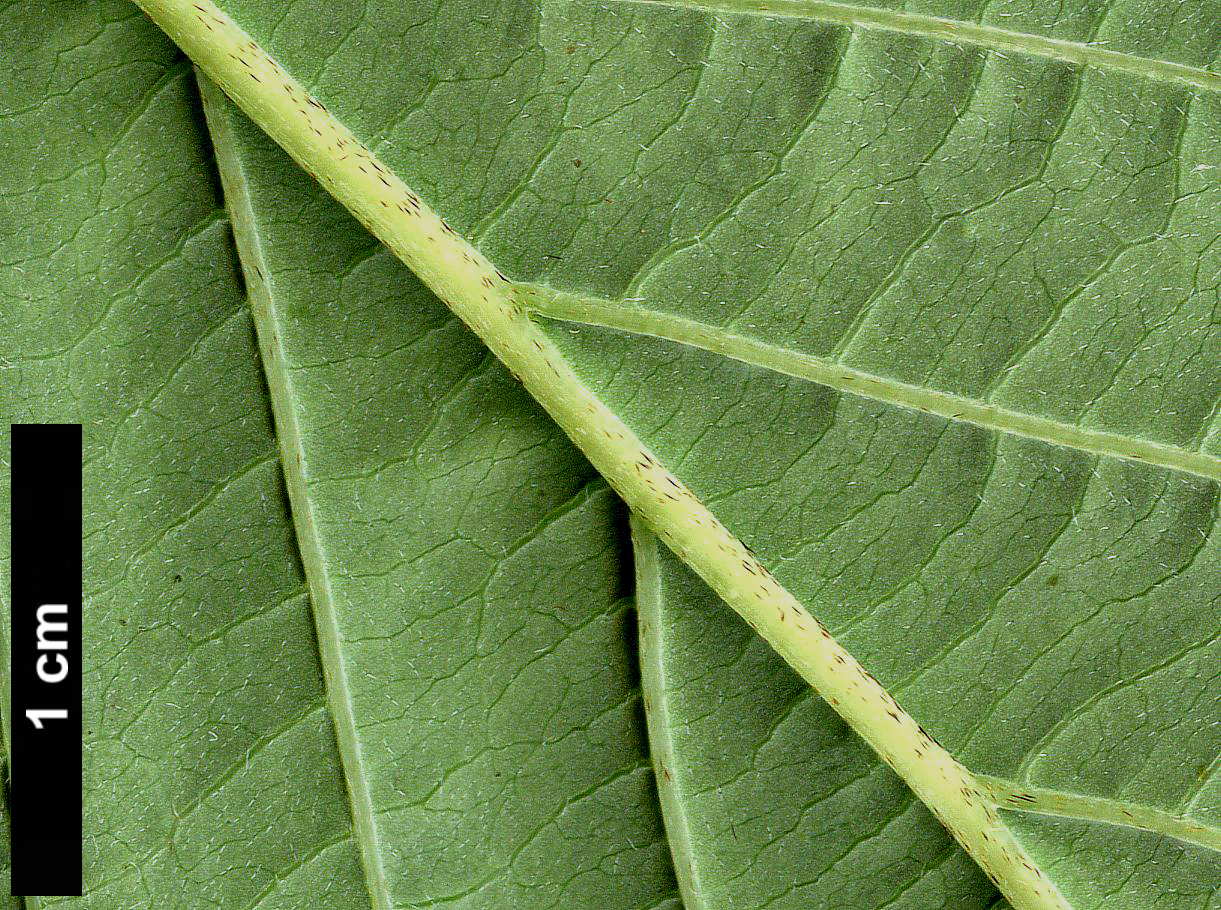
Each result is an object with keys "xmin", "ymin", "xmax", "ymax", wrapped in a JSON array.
[
  {"xmin": 634, "ymin": 519, "xmax": 1001, "ymax": 910},
  {"xmin": 136, "ymin": 1, "xmax": 1216, "ymax": 906},
  {"xmin": 7, "ymin": 1, "xmax": 1220, "ymax": 909}
]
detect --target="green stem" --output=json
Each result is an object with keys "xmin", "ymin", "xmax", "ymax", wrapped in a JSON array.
[{"xmin": 134, "ymin": 3, "xmax": 1070, "ymax": 907}]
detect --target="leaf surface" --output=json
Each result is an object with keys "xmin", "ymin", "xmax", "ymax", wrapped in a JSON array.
[
  {"xmin": 2, "ymin": 3, "xmax": 681, "ymax": 908},
  {"xmin": 6, "ymin": 0, "xmax": 1219, "ymax": 907},
  {"xmin": 0, "ymin": 774, "xmax": 16, "ymax": 910},
  {"xmin": 634, "ymin": 521, "xmax": 1000, "ymax": 910},
  {"xmin": 197, "ymin": 82, "xmax": 680, "ymax": 910},
  {"xmin": 0, "ymin": 3, "xmax": 368, "ymax": 906}
]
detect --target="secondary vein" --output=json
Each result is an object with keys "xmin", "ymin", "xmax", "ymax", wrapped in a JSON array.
[
  {"xmin": 520, "ymin": 285, "xmax": 1221, "ymax": 483},
  {"xmin": 978, "ymin": 775, "xmax": 1221, "ymax": 853},
  {"xmin": 613, "ymin": 0, "xmax": 1221, "ymax": 92}
]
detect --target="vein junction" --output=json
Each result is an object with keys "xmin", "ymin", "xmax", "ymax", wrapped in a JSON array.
[
  {"xmin": 519, "ymin": 284, "xmax": 1221, "ymax": 484},
  {"xmin": 616, "ymin": 0, "xmax": 1221, "ymax": 92}
]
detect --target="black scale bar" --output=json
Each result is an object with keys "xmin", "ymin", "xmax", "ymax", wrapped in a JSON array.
[{"xmin": 10, "ymin": 423, "xmax": 83, "ymax": 896}]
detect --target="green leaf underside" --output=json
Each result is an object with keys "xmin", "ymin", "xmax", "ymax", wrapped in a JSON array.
[
  {"xmin": 3, "ymin": 2, "xmax": 682, "ymax": 908},
  {"xmin": 4, "ymin": 1, "xmax": 1218, "ymax": 910},
  {"xmin": 0, "ymin": 769, "xmax": 15, "ymax": 910},
  {"xmin": 200, "ymin": 83, "xmax": 680, "ymax": 910},
  {"xmin": 164, "ymin": 1, "xmax": 1217, "ymax": 908},
  {"xmin": 204, "ymin": 0, "xmax": 1218, "ymax": 469},
  {"xmin": 1, "ymin": 3, "xmax": 368, "ymax": 906},
  {"xmin": 560, "ymin": 320, "xmax": 1219, "ymax": 909}
]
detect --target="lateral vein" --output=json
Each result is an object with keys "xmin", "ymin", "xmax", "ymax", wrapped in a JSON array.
[
  {"xmin": 633, "ymin": 517, "xmax": 712, "ymax": 910},
  {"xmin": 520, "ymin": 285, "xmax": 1221, "ymax": 483},
  {"xmin": 978, "ymin": 775, "xmax": 1221, "ymax": 853},
  {"xmin": 614, "ymin": 0, "xmax": 1221, "ymax": 92}
]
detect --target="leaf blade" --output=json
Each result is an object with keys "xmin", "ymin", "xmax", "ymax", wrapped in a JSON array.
[
  {"xmin": 0, "ymin": 3, "xmax": 369, "ymax": 905},
  {"xmin": 522, "ymin": 287, "xmax": 1221, "ymax": 481}
]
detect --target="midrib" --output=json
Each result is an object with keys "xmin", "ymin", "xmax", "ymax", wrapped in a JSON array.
[
  {"xmin": 614, "ymin": 0, "xmax": 1221, "ymax": 93},
  {"xmin": 978, "ymin": 775, "xmax": 1221, "ymax": 853},
  {"xmin": 520, "ymin": 285, "xmax": 1221, "ymax": 484},
  {"xmin": 197, "ymin": 76, "xmax": 392, "ymax": 910}
]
